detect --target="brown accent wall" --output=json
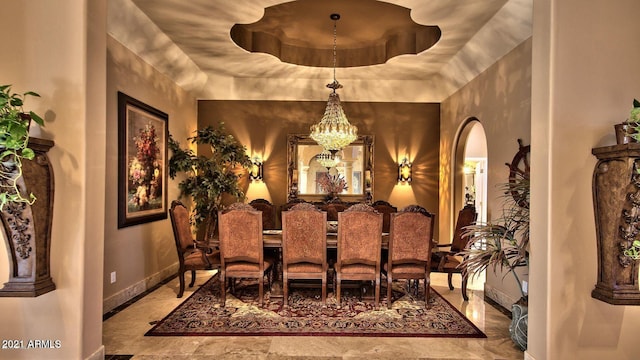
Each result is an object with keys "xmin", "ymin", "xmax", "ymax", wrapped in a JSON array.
[{"xmin": 197, "ymin": 101, "xmax": 440, "ymax": 239}]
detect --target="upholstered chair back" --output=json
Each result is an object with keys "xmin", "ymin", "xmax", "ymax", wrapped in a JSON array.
[
  {"xmin": 218, "ymin": 202, "xmax": 263, "ymax": 264},
  {"xmin": 337, "ymin": 203, "xmax": 383, "ymax": 268},
  {"xmin": 282, "ymin": 203, "xmax": 327, "ymax": 266},
  {"xmin": 450, "ymin": 204, "xmax": 478, "ymax": 253},
  {"xmin": 389, "ymin": 205, "xmax": 435, "ymax": 264},
  {"xmin": 170, "ymin": 200, "xmax": 195, "ymax": 251}
]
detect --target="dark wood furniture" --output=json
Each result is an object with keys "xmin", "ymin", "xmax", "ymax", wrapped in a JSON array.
[
  {"xmin": 281, "ymin": 203, "xmax": 328, "ymax": 306},
  {"xmin": 384, "ymin": 205, "xmax": 435, "ymax": 308},
  {"xmin": 169, "ymin": 200, "xmax": 220, "ymax": 298},
  {"xmin": 335, "ymin": 203, "xmax": 383, "ymax": 309},
  {"xmin": 431, "ymin": 203, "xmax": 478, "ymax": 301},
  {"xmin": 592, "ymin": 143, "xmax": 640, "ymax": 304},
  {"xmin": 218, "ymin": 203, "xmax": 273, "ymax": 307},
  {"xmin": 249, "ymin": 198, "xmax": 277, "ymax": 229},
  {"xmin": 372, "ymin": 200, "xmax": 397, "ymax": 233}
]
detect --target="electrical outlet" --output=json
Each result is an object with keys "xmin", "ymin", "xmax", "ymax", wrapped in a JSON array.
[
  {"xmin": 522, "ymin": 280, "xmax": 528, "ymax": 294},
  {"xmin": 110, "ymin": 271, "xmax": 116, "ymax": 284}
]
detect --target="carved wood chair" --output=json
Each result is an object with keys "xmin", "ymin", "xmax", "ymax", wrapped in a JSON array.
[
  {"xmin": 431, "ymin": 204, "xmax": 478, "ymax": 301},
  {"xmin": 281, "ymin": 202, "xmax": 328, "ymax": 306},
  {"xmin": 372, "ymin": 200, "xmax": 398, "ymax": 233},
  {"xmin": 384, "ymin": 205, "xmax": 435, "ymax": 308},
  {"xmin": 169, "ymin": 200, "xmax": 220, "ymax": 298},
  {"xmin": 218, "ymin": 202, "xmax": 273, "ymax": 307},
  {"xmin": 249, "ymin": 198, "xmax": 277, "ymax": 230},
  {"xmin": 335, "ymin": 203, "xmax": 383, "ymax": 309}
]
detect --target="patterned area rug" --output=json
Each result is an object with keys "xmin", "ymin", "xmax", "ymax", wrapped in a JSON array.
[{"xmin": 145, "ymin": 275, "xmax": 486, "ymax": 338}]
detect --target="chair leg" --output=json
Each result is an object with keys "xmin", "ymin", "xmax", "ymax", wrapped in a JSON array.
[
  {"xmin": 258, "ymin": 271, "xmax": 264, "ymax": 307},
  {"xmin": 177, "ymin": 270, "xmax": 185, "ymax": 298},
  {"xmin": 321, "ymin": 273, "xmax": 327, "ymax": 305},
  {"xmin": 220, "ymin": 272, "xmax": 226, "ymax": 307},
  {"xmin": 283, "ymin": 272, "xmax": 289, "ymax": 308},
  {"xmin": 336, "ymin": 275, "xmax": 342, "ymax": 308},
  {"xmin": 447, "ymin": 272, "xmax": 454, "ymax": 290},
  {"xmin": 374, "ymin": 275, "xmax": 380, "ymax": 310},
  {"xmin": 189, "ymin": 270, "xmax": 196, "ymax": 287},
  {"xmin": 462, "ymin": 275, "xmax": 469, "ymax": 301},
  {"xmin": 387, "ymin": 273, "xmax": 393, "ymax": 309},
  {"xmin": 424, "ymin": 273, "xmax": 431, "ymax": 309}
]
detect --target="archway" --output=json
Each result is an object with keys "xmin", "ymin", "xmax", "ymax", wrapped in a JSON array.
[{"xmin": 452, "ymin": 118, "xmax": 488, "ymax": 290}]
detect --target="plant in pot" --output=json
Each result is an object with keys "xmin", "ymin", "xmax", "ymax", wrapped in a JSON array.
[
  {"xmin": 615, "ymin": 99, "xmax": 640, "ymax": 144},
  {"xmin": 0, "ymin": 84, "xmax": 45, "ymax": 210},
  {"xmin": 0, "ymin": 84, "xmax": 56, "ymax": 297},
  {"xmin": 458, "ymin": 174, "xmax": 530, "ymax": 350},
  {"xmin": 168, "ymin": 123, "xmax": 252, "ymax": 240}
]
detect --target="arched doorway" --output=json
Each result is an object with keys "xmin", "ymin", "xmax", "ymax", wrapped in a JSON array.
[
  {"xmin": 453, "ymin": 119, "xmax": 488, "ymax": 222},
  {"xmin": 453, "ymin": 118, "xmax": 488, "ymax": 290}
]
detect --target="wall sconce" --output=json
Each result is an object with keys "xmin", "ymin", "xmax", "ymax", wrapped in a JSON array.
[
  {"xmin": 398, "ymin": 158, "xmax": 412, "ymax": 184},
  {"xmin": 250, "ymin": 158, "xmax": 263, "ymax": 181}
]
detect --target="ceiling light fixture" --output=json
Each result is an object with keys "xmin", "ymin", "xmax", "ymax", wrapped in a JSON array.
[
  {"xmin": 316, "ymin": 149, "xmax": 338, "ymax": 169},
  {"xmin": 310, "ymin": 13, "xmax": 358, "ymax": 153}
]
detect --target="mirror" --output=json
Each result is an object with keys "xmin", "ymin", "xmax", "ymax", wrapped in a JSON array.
[{"xmin": 287, "ymin": 134, "xmax": 374, "ymax": 202}]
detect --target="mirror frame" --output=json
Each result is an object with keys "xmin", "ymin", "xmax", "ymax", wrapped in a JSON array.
[{"xmin": 287, "ymin": 134, "xmax": 374, "ymax": 203}]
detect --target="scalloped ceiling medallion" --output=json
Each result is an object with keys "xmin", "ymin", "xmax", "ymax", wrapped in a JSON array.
[{"xmin": 230, "ymin": 0, "xmax": 441, "ymax": 68}]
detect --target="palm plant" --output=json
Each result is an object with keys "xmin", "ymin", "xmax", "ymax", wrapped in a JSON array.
[{"xmin": 458, "ymin": 175, "xmax": 530, "ymax": 300}]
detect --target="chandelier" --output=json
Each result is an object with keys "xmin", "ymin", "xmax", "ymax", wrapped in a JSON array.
[
  {"xmin": 316, "ymin": 149, "xmax": 338, "ymax": 169},
  {"xmin": 310, "ymin": 13, "xmax": 358, "ymax": 152}
]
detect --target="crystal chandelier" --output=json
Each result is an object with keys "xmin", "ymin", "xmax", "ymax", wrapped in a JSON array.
[
  {"xmin": 316, "ymin": 149, "xmax": 338, "ymax": 169},
  {"xmin": 310, "ymin": 13, "xmax": 357, "ymax": 152}
]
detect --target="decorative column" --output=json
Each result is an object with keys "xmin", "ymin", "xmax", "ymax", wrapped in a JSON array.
[
  {"xmin": 0, "ymin": 137, "xmax": 55, "ymax": 297},
  {"xmin": 592, "ymin": 143, "xmax": 640, "ymax": 305}
]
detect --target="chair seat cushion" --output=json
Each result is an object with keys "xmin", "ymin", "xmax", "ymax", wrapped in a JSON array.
[{"xmin": 184, "ymin": 250, "xmax": 220, "ymax": 267}]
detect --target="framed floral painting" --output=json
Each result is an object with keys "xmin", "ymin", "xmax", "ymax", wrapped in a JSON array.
[{"xmin": 117, "ymin": 92, "xmax": 168, "ymax": 228}]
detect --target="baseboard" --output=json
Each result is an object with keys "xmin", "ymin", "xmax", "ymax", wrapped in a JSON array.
[
  {"xmin": 85, "ymin": 345, "xmax": 104, "ymax": 360},
  {"xmin": 102, "ymin": 262, "xmax": 178, "ymax": 314},
  {"xmin": 524, "ymin": 350, "xmax": 535, "ymax": 360},
  {"xmin": 484, "ymin": 282, "xmax": 519, "ymax": 311}
]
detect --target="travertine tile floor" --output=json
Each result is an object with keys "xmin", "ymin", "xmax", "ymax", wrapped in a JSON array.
[{"xmin": 103, "ymin": 271, "xmax": 524, "ymax": 359}]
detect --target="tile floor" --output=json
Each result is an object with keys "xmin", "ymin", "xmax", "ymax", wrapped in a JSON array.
[{"xmin": 103, "ymin": 271, "xmax": 524, "ymax": 359}]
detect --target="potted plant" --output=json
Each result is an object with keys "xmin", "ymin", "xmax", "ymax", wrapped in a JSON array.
[
  {"xmin": 0, "ymin": 84, "xmax": 55, "ymax": 297},
  {"xmin": 168, "ymin": 123, "xmax": 251, "ymax": 240},
  {"xmin": 458, "ymin": 175, "xmax": 530, "ymax": 350},
  {"xmin": 615, "ymin": 99, "xmax": 640, "ymax": 144},
  {"xmin": 0, "ymin": 84, "xmax": 45, "ymax": 210}
]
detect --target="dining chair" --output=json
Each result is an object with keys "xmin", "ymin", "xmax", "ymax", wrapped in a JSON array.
[
  {"xmin": 372, "ymin": 200, "xmax": 398, "ymax": 233},
  {"xmin": 249, "ymin": 198, "xmax": 277, "ymax": 230},
  {"xmin": 335, "ymin": 203, "xmax": 383, "ymax": 309},
  {"xmin": 281, "ymin": 202, "xmax": 328, "ymax": 306},
  {"xmin": 431, "ymin": 203, "xmax": 478, "ymax": 301},
  {"xmin": 384, "ymin": 205, "xmax": 435, "ymax": 308},
  {"xmin": 218, "ymin": 202, "xmax": 273, "ymax": 307},
  {"xmin": 169, "ymin": 200, "xmax": 220, "ymax": 298}
]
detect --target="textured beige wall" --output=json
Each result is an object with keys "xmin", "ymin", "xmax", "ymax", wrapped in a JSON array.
[
  {"xmin": 0, "ymin": 1, "xmax": 106, "ymax": 359},
  {"xmin": 197, "ymin": 100, "xmax": 440, "ymax": 236},
  {"xmin": 104, "ymin": 36, "xmax": 197, "ymax": 302},
  {"xmin": 530, "ymin": 1, "xmax": 640, "ymax": 359},
  {"xmin": 440, "ymin": 39, "xmax": 532, "ymax": 306}
]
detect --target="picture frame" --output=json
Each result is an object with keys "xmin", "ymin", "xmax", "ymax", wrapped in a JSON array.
[{"xmin": 117, "ymin": 92, "xmax": 169, "ymax": 228}]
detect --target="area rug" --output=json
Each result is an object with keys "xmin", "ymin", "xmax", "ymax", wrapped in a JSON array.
[{"xmin": 145, "ymin": 275, "xmax": 486, "ymax": 338}]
